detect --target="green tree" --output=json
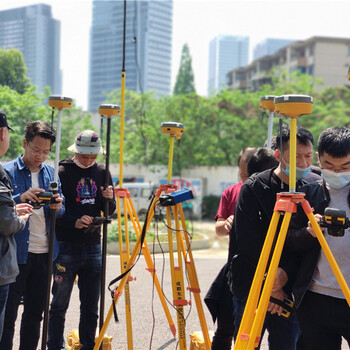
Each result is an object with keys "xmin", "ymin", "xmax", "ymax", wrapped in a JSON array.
[
  {"xmin": 0, "ymin": 85, "xmax": 94, "ymax": 160},
  {"xmin": 0, "ymin": 48, "xmax": 31, "ymax": 94},
  {"xmin": 173, "ymin": 44, "xmax": 196, "ymax": 95}
]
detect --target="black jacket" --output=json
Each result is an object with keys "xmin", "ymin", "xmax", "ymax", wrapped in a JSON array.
[
  {"xmin": 285, "ymin": 180, "xmax": 340, "ymax": 308},
  {"xmin": 229, "ymin": 168, "xmax": 306, "ymax": 300},
  {"xmin": 55, "ymin": 158, "xmax": 116, "ymax": 245}
]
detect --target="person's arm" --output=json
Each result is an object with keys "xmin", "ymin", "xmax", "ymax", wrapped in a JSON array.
[
  {"xmin": 0, "ymin": 192, "xmax": 27, "ymax": 236},
  {"xmin": 215, "ymin": 215, "xmax": 234, "ymax": 236},
  {"xmin": 234, "ymin": 182, "xmax": 266, "ymax": 268}
]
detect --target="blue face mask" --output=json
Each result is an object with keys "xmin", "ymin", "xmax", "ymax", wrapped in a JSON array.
[
  {"xmin": 282, "ymin": 161, "xmax": 311, "ymax": 180},
  {"xmin": 321, "ymin": 168, "xmax": 350, "ymax": 190}
]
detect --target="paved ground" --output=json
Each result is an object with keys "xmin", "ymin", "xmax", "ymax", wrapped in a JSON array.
[{"xmin": 10, "ymin": 221, "xmax": 350, "ymax": 349}]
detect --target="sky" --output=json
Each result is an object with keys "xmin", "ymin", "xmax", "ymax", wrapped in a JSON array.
[{"xmin": 0, "ymin": 0, "xmax": 350, "ymax": 110}]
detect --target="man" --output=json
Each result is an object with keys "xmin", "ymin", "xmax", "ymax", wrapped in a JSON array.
[
  {"xmin": 0, "ymin": 111, "xmax": 32, "ymax": 339},
  {"xmin": 230, "ymin": 125, "xmax": 317, "ymax": 350},
  {"xmin": 47, "ymin": 130, "xmax": 116, "ymax": 350},
  {"xmin": 206, "ymin": 147, "xmax": 278, "ymax": 350},
  {"xmin": 286, "ymin": 126, "xmax": 350, "ymax": 349},
  {"xmin": 0, "ymin": 121, "xmax": 64, "ymax": 350}
]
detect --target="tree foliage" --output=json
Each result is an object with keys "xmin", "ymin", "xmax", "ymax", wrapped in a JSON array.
[
  {"xmin": 0, "ymin": 85, "xmax": 94, "ymax": 161},
  {"xmin": 103, "ymin": 70, "xmax": 350, "ymax": 172},
  {"xmin": 2, "ymin": 68, "xmax": 350, "ymax": 172},
  {"xmin": 173, "ymin": 43, "xmax": 196, "ymax": 95},
  {"xmin": 0, "ymin": 49, "xmax": 31, "ymax": 94}
]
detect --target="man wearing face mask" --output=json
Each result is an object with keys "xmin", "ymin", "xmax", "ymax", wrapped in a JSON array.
[
  {"xmin": 286, "ymin": 126, "xmax": 350, "ymax": 349},
  {"xmin": 229, "ymin": 125, "xmax": 317, "ymax": 350},
  {"xmin": 47, "ymin": 130, "xmax": 116, "ymax": 350}
]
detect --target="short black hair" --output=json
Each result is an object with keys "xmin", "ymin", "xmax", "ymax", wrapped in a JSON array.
[
  {"xmin": 275, "ymin": 124, "xmax": 314, "ymax": 152},
  {"xmin": 247, "ymin": 147, "xmax": 279, "ymax": 177},
  {"xmin": 318, "ymin": 127, "xmax": 350, "ymax": 158},
  {"xmin": 237, "ymin": 147, "xmax": 258, "ymax": 167},
  {"xmin": 24, "ymin": 121, "xmax": 56, "ymax": 144}
]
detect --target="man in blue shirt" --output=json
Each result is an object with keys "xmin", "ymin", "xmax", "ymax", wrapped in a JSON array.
[{"xmin": 0, "ymin": 121, "xmax": 64, "ymax": 350}]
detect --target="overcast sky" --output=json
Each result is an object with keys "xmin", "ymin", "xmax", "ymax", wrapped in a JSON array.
[{"xmin": 0, "ymin": 0, "xmax": 349, "ymax": 110}]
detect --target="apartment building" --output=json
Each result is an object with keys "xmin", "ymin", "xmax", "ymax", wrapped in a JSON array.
[{"xmin": 227, "ymin": 36, "xmax": 350, "ymax": 91}]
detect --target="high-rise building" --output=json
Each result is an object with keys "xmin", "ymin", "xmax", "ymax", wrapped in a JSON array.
[
  {"xmin": 0, "ymin": 4, "xmax": 62, "ymax": 94},
  {"xmin": 253, "ymin": 38, "xmax": 295, "ymax": 60},
  {"xmin": 208, "ymin": 35, "xmax": 249, "ymax": 94},
  {"xmin": 88, "ymin": 0, "xmax": 173, "ymax": 111}
]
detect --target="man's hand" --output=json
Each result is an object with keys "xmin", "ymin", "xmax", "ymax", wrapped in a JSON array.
[
  {"xmin": 20, "ymin": 187, "xmax": 45, "ymax": 203},
  {"xmin": 215, "ymin": 215, "xmax": 234, "ymax": 236},
  {"xmin": 101, "ymin": 185, "xmax": 113, "ymax": 200},
  {"xmin": 75, "ymin": 215, "xmax": 93, "ymax": 229},
  {"xmin": 267, "ymin": 288, "xmax": 287, "ymax": 316},
  {"xmin": 272, "ymin": 268, "xmax": 288, "ymax": 292},
  {"xmin": 307, "ymin": 213, "xmax": 325, "ymax": 237},
  {"xmin": 16, "ymin": 203, "xmax": 33, "ymax": 216},
  {"xmin": 16, "ymin": 203, "xmax": 34, "ymax": 223},
  {"xmin": 49, "ymin": 194, "xmax": 63, "ymax": 211}
]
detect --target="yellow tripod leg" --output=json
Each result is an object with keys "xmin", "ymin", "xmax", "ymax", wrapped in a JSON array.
[
  {"xmin": 177, "ymin": 205, "xmax": 211, "ymax": 349},
  {"xmin": 123, "ymin": 197, "xmax": 134, "ymax": 349},
  {"xmin": 125, "ymin": 196, "xmax": 177, "ymax": 336},
  {"xmin": 94, "ymin": 224, "xmax": 145, "ymax": 350},
  {"xmin": 234, "ymin": 211, "xmax": 280, "ymax": 350},
  {"xmin": 167, "ymin": 206, "xmax": 187, "ymax": 350},
  {"xmin": 248, "ymin": 211, "xmax": 292, "ymax": 349}
]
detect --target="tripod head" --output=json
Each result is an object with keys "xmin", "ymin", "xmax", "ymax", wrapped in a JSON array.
[
  {"xmin": 260, "ymin": 95, "xmax": 275, "ymax": 112},
  {"xmin": 161, "ymin": 122, "xmax": 184, "ymax": 140},
  {"xmin": 99, "ymin": 104, "xmax": 121, "ymax": 118},
  {"xmin": 49, "ymin": 96, "xmax": 73, "ymax": 110},
  {"xmin": 274, "ymin": 95, "xmax": 313, "ymax": 119}
]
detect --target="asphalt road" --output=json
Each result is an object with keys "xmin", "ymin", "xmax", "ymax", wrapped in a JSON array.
[
  {"xmin": 12, "ymin": 248, "xmax": 228, "ymax": 349},
  {"xmin": 11, "ymin": 247, "xmax": 350, "ymax": 349}
]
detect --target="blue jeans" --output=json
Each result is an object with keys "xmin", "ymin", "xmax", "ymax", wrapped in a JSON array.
[
  {"xmin": 47, "ymin": 243, "xmax": 102, "ymax": 350},
  {"xmin": 0, "ymin": 284, "xmax": 9, "ymax": 340},
  {"xmin": 233, "ymin": 296, "xmax": 301, "ymax": 350},
  {"xmin": 0, "ymin": 253, "xmax": 48, "ymax": 350}
]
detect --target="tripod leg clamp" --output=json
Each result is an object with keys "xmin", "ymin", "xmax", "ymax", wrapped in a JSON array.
[{"xmin": 269, "ymin": 296, "xmax": 294, "ymax": 318}]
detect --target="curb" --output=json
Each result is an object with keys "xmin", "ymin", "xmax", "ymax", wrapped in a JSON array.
[{"xmin": 106, "ymin": 233, "xmax": 210, "ymax": 255}]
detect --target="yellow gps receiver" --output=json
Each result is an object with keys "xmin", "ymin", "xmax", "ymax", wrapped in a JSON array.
[
  {"xmin": 274, "ymin": 95, "xmax": 313, "ymax": 118},
  {"xmin": 99, "ymin": 104, "xmax": 121, "ymax": 117},
  {"xmin": 260, "ymin": 95, "xmax": 275, "ymax": 112},
  {"xmin": 161, "ymin": 122, "xmax": 184, "ymax": 140},
  {"xmin": 48, "ymin": 96, "xmax": 73, "ymax": 110}
]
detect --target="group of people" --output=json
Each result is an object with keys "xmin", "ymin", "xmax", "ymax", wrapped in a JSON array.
[
  {"xmin": 0, "ymin": 111, "xmax": 115, "ymax": 350},
  {"xmin": 210, "ymin": 125, "xmax": 350, "ymax": 350}
]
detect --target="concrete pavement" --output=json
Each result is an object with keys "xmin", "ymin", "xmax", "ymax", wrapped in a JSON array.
[{"xmin": 11, "ymin": 247, "xmax": 350, "ymax": 349}]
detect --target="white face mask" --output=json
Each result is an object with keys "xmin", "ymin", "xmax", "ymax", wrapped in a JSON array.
[
  {"xmin": 73, "ymin": 157, "xmax": 95, "ymax": 169},
  {"xmin": 321, "ymin": 168, "xmax": 350, "ymax": 190}
]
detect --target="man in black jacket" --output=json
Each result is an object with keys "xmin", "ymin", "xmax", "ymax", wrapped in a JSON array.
[
  {"xmin": 47, "ymin": 130, "xmax": 116, "ymax": 350},
  {"xmin": 287, "ymin": 126, "xmax": 350, "ymax": 350},
  {"xmin": 230, "ymin": 125, "xmax": 316, "ymax": 350},
  {"xmin": 0, "ymin": 111, "xmax": 32, "ymax": 338}
]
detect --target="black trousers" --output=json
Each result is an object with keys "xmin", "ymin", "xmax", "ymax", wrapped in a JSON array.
[
  {"xmin": 0, "ymin": 253, "xmax": 48, "ymax": 350},
  {"xmin": 297, "ymin": 291, "xmax": 350, "ymax": 350}
]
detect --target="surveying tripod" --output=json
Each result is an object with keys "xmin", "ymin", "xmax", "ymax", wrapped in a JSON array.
[
  {"xmin": 94, "ymin": 122, "xmax": 211, "ymax": 350},
  {"xmin": 96, "ymin": 104, "xmax": 176, "ymax": 349},
  {"xmin": 234, "ymin": 94, "xmax": 350, "ymax": 350},
  {"xmin": 41, "ymin": 96, "xmax": 72, "ymax": 350}
]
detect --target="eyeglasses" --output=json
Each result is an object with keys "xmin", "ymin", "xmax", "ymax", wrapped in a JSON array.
[{"xmin": 27, "ymin": 142, "xmax": 51, "ymax": 157}]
